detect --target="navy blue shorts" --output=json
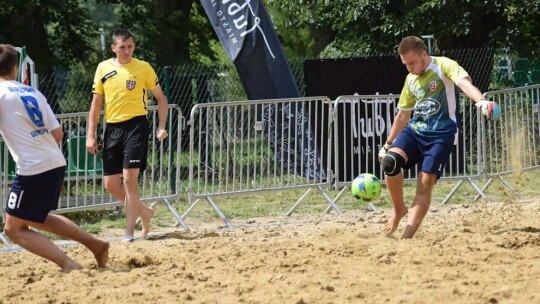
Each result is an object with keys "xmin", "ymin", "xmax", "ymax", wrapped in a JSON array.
[
  {"xmin": 103, "ymin": 115, "xmax": 149, "ymax": 175},
  {"xmin": 5, "ymin": 166, "xmax": 66, "ymax": 223},
  {"xmin": 392, "ymin": 127, "xmax": 454, "ymax": 178}
]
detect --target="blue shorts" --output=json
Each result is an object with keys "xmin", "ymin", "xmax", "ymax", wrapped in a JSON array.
[
  {"xmin": 392, "ymin": 127, "xmax": 454, "ymax": 178},
  {"xmin": 5, "ymin": 166, "xmax": 66, "ymax": 223}
]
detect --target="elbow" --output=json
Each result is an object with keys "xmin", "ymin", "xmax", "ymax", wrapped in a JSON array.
[{"xmin": 51, "ymin": 128, "xmax": 64, "ymax": 144}]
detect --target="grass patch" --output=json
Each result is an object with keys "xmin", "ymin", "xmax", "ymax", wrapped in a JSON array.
[{"xmin": 1, "ymin": 170, "xmax": 538, "ymax": 239}]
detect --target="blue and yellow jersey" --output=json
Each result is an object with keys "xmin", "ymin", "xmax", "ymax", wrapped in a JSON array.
[
  {"xmin": 92, "ymin": 58, "xmax": 159, "ymax": 123},
  {"xmin": 398, "ymin": 56, "xmax": 469, "ymax": 141}
]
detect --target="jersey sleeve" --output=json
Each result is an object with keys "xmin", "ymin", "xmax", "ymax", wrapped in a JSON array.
[
  {"xmin": 441, "ymin": 57, "xmax": 470, "ymax": 84},
  {"xmin": 92, "ymin": 63, "xmax": 104, "ymax": 95},
  {"xmin": 145, "ymin": 63, "xmax": 159, "ymax": 90},
  {"xmin": 397, "ymin": 75, "xmax": 416, "ymax": 111}
]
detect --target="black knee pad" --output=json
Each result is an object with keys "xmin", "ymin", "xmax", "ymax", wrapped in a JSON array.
[{"xmin": 382, "ymin": 151, "xmax": 405, "ymax": 176}]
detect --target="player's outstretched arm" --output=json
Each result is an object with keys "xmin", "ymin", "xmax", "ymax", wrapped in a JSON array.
[{"xmin": 457, "ymin": 77, "xmax": 501, "ymax": 120}]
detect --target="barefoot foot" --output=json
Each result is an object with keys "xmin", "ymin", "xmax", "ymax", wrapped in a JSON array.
[
  {"xmin": 141, "ymin": 207, "xmax": 155, "ymax": 238},
  {"xmin": 61, "ymin": 261, "xmax": 83, "ymax": 273},
  {"xmin": 382, "ymin": 208, "xmax": 408, "ymax": 235},
  {"xmin": 91, "ymin": 240, "xmax": 110, "ymax": 268}
]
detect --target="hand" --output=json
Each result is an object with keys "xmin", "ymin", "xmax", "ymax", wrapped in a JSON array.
[
  {"xmin": 156, "ymin": 128, "xmax": 168, "ymax": 141},
  {"xmin": 475, "ymin": 100, "xmax": 501, "ymax": 121},
  {"xmin": 378, "ymin": 141, "xmax": 392, "ymax": 163},
  {"xmin": 86, "ymin": 136, "xmax": 99, "ymax": 155}
]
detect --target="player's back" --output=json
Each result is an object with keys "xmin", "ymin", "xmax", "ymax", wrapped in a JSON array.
[{"xmin": 0, "ymin": 80, "xmax": 66, "ymax": 175}]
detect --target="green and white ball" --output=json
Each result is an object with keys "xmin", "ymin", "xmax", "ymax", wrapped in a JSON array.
[{"xmin": 351, "ymin": 173, "xmax": 381, "ymax": 201}]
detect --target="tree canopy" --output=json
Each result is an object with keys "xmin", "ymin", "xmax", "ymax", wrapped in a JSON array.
[
  {"xmin": 268, "ymin": 0, "xmax": 540, "ymax": 57},
  {"xmin": 0, "ymin": 0, "xmax": 538, "ymax": 74}
]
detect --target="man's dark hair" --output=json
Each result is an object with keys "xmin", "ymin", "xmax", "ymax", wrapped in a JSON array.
[
  {"xmin": 112, "ymin": 29, "xmax": 134, "ymax": 44},
  {"xmin": 0, "ymin": 44, "xmax": 18, "ymax": 77}
]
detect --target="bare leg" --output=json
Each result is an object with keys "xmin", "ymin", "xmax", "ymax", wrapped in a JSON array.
[
  {"xmin": 122, "ymin": 168, "xmax": 149, "ymax": 238},
  {"xmin": 26, "ymin": 214, "xmax": 109, "ymax": 268},
  {"xmin": 4, "ymin": 214, "xmax": 109, "ymax": 272},
  {"xmin": 104, "ymin": 173, "xmax": 154, "ymax": 238},
  {"xmin": 402, "ymin": 172, "xmax": 436, "ymax": 239},
  {"xmin": 140, "ymin": 206, "xmax": 155, "ymax": 238},
  {"xmin": 383, "ymin": 171, "xmax": 408, "ymax": 235}
]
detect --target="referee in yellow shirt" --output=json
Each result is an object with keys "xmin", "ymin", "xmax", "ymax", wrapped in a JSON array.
[{"xmin": 87, "ymin": 29, "xmax": 168, "ymax": 241}]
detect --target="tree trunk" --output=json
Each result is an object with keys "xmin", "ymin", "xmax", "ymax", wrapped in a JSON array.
[
  {"xmin": 154, "ymin": 0, "xmax": 193, "ymax": 65},
  {"xmin": 8, "ymin": 7, "xmax": 55, "ymax": 75}
]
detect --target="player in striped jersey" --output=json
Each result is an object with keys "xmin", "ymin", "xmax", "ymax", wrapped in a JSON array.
[{"xmin": 378, "ymin": 36, "xmax": 500, "ymax": 238}]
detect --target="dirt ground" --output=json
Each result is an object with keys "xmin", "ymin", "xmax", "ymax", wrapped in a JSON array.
[{"xmin": 0, "ymin": 198, "xmax": 539, "ymax": 304}]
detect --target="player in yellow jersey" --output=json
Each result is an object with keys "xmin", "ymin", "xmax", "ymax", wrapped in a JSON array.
[
  {"xmin": 86, "ymin": 29, "xmax": 169, "ymax": 241},
  {"xmin": 378, "ymin": 36, "xmax": 500, "ymax": 238}
]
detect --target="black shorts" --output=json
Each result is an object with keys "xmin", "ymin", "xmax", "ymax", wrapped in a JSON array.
[
  {"xmin": 5, "ymin": 166, "xmax": 66, "ymax": 223},
  {"xmin": 103, "ymin": 115, "xmax": 149, "ymax": 175}
]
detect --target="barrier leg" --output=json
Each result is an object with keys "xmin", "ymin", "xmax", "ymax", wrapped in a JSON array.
[
  {"xmin": 0, "ymin": 231, "xmax": 11, "ymax": 246},
  {"xmin": 178, "ymin": 198, "xmax": 201, "ymax": 226},
  {"xmin": 475, "ymin": 177, "xmax": 494, "ymax": 201},
  {"xmin": 325, "ymin": 186, "xmax": 349, "ymax": 213},
  {"xmin": 440, "ymin": 180, "xmax": 465, "ymax": 206},
  {"xmin": 469, "ymin": 178, "xmax": 490, "ymax": 202},
  {"xmin": 326, "ymin": 186, "xmax": 377, "ymax": 213},
  {"xmin": 317, "ymin": 186, "xmax": 344, "ymax": 215},
  {"xmin": 162, "ymin": 198, "xmax": 190, "ymax": 231},
  {"xmin": 285, "ymin": 188, "xmax": 313, "ymax": 216},
  {"xmin": 497, "ymin": 175, "xmax": 521, "ymax": 198},
  {"xmin": 205, "ymin": 196, "xmax": 233, "ymax": 229}
]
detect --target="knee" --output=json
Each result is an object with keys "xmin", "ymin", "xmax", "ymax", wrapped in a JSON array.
[
  {"xmin": 382, "ymin": 151, "xmax": 405, "ymax": 177},
  {"xmin": 3, "ymin": 226, "xmax": 15, "ymax": 240},
  {"xmin": 103, "ymin": 180, "xmax": 116, "ymax": 193},
  {"xmin": 104, "ymin": 179, "xmax": 123, "ymax": 194},
  {"xmin": 3, "ymin": 224, "xmax": 23, "ymax": 242},
  {"xmin": 418, "ymin": 173, "xmax": 437, "ymax": 190}
]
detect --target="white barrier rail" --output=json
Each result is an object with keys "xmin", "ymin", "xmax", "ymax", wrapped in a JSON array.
[
  {"xmin": 331, "ymin": 93, "xmax": 484, "ymax": 208},
  {"xmin": 480, "ymin": 84, "xmax": 540, "ymax": 198},
  {"xmin": 2, "ymin": 87, "xmax": 538, "ymax": 245},
  {"xmin": 183, "ymin": 97, "xmax": 339, "ymax": 228},
  {"xmin": 1, "ymin": 105, "xmax": 188, "ymax": 246}
]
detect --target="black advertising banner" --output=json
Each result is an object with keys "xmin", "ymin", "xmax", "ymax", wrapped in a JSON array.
[{"xmin": 200, "ymin": 0, "xmax": 326, "ymax": 180}]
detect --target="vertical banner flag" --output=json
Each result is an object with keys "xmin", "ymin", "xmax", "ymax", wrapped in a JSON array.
[
  {"xmin": 199, "ymin": 0, "xmax": 326, "ymax": 180},
  {"xmin": 17, "ymin": 46, "xmax": 30, "ymax": 85}
]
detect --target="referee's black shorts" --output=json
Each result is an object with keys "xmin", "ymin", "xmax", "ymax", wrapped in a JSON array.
[{"xmin": 103, "ymin": 115, "xmax": 149, "ymax": 175}]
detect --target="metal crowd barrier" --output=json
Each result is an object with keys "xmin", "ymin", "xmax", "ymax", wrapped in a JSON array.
[
  {"xmin": 2, "ymin": 87, "xmax": 539, "ymax": 244},
  {"xmin": 480, "ymin": 84, "xmax": 540, "ymax": 198},
  {"xmin": 182, "ymin": 97, "xmax": 338, "ymax": 228},
  {"xmin": 1, "ymin": 105, "xmax": 187, "ymax": 246},
  {"xmin": 331, "ymin": 93, "xmax": 484, "ymax": 208}
]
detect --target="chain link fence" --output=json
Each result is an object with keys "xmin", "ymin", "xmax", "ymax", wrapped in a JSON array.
[
  {"xmin": 34, "ymin": 47, "xmax": 514, "ymax": 181},
  {"xmin": 38, "ymin": 47, "xmax": 517, "ymax": 117}
]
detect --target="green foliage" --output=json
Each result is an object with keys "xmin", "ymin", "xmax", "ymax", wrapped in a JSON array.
[
  {"xmin": 1, "ymin": 0, "xmax": 538, "ymax": 82},
  {"xmin": 0, "ymin": 0, "xmax": 98, "ymax": 73},
  {"xmin": 268, "ymin": 0, "xmax": 540, "ymax": 58}
]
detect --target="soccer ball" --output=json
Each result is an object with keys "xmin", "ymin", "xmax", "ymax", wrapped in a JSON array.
[{"xmin": 351, "ymin": 173, "xmax": 381, "ymax": 201}]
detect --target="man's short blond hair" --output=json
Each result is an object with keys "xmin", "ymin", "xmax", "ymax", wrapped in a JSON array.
[{"xmin": 398, "ymin": 36, "xmax": 427, "ymax": 55}]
